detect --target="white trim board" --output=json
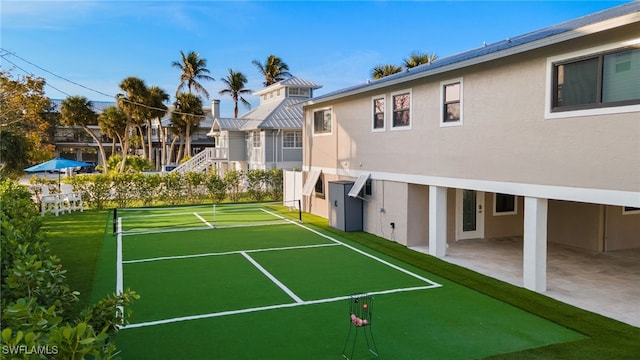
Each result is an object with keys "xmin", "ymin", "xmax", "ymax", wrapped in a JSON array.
[{"xmin": 303, "ymin": 166, "xmax": 640, "ymax": 208}]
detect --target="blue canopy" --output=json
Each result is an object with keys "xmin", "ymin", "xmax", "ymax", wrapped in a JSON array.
[{"xmin": 24, "ymin": 157, "xmax": 91, "ymax": 172}]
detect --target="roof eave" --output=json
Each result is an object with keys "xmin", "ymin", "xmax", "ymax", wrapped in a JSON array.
[{"xmin": 304, "ymin": 11, "xmax": 640, "ymax": 107}]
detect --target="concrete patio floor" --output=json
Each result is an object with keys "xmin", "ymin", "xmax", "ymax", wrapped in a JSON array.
[{"xmin": 411, "ymin": 238, "xmax": 639, "ymax": 328}]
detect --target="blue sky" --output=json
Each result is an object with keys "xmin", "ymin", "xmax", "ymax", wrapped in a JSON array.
[{"xmin": 1, "ymin": 0, "xmax": 631, "ymax": 117}]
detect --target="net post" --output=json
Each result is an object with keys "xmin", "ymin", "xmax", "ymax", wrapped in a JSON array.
[
  {"xmin": 113, "ymin": 208, "xmax": 117, "ymax": 235},
  {"xmin": 297, "ymin": 199, "xmax": 302, "ymax": 222},
  {"xmin": 213, "ymin": 204, "xmax": 216, "ymax": 228}
]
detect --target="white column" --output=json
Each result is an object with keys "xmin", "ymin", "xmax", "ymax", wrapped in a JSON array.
[
  {"xmin": 523, "ymin": 197, "xmax": 548, "ymax": 292},
  {"xmin": 429, "ymin": 186, "xmax": 447, "ymax": 258}
]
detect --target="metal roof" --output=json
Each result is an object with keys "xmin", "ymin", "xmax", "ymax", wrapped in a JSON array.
[
  {"xmin": 307, "ymin": 1, "xmax": 640, "ymax": 105},
  {"xmin": 253, "ymin": 76, "xmax": 322, "ymax": 96}
]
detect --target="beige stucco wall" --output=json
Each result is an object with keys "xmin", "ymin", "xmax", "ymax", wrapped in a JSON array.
[
  {"xmin": 484, "ymin": 194, "xmax": 525, "ymax": 239},
  {"xmin": 406, "ymin": 184, "xmax": 429, "ymax": 247},
  {"xmin": 606, "ymin": 207, "xmax": 640, "ymax": 250},
  {"xmin": 547, "ymin": 200, "xmax": 603, "ymax": 251},
  {"xmin": 304, "ymin": 25, "xmax": 640, "ymax": 193},
  {"xmin": 302, "ymin": 24, "xmax": 640, "ymax": 251}
]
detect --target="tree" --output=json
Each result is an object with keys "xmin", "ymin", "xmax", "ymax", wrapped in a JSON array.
[
  {"xmin": 403, "ymin": 51, "xmax": 438, "ymax": 69},
  {"xmin": 172, "ymin": 50, "xmax": 214, "ymax": 99},
  {"xmin": 116, "ymin": 77, "xmax": 149, "ymax": 172},
  {"xmin": 252, "ymin": 54, "xmax": 292, "ymax": 87},
  {"xmin": 148, "ymin": 86, "xmax": 169, "ymax": 168},
  {"xmin": 370, "ymin": 64, "xmax": 403, "ymax": 79},
  {"xmin": 60, "ymin": 96, "xmax": 109, "ymax": 173},
  {"xmin": 171, "ymin": 93, "xmax": 204, "ymax": 161},
  {"xmin": 98, "ymin": 106, "xmax": 128, "ymax": 157},
  {"xmin": 219, "ymin": 69, "xmax": 252, "ymax": 118},
  {"xmin": 0, "ymin": 70, "xmax": 54, "ymax": 177}
]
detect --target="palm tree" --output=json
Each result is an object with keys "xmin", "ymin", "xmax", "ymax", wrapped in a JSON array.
[
  {"xmin": 60, "ymin": 96, "xmax": 109, "ymax": 173},
  {"xmin": 172, "ymin": 92, "xmax": 204, "ymax": 161},
  {"xmin": 252, "ymin": 54, "xmax": 292, "ymax": 87},
  {"xmin": 117, "ymin": 76, "xmax": 149, "ymax": 172},
  {"xmin": 172, "ymin": 50, "xmax": 214, "ymax": 99},
  {"xmin": 148, "ymin": 86, "xmax": 169, "ymax": 168},
  {"xmin": 219, "ymin": 69, "xmax": 252, "ymax": 118},
  {"xmin": 403, "ymin": 51, "xmax": 438, "ymax": 69},
  {"xmin": 370, "ymin": 64, "xmax": 403, "ymax": 79},
  {"xmin": 98, "ymin": 106, "xmax": 128, "ymax": 157}
]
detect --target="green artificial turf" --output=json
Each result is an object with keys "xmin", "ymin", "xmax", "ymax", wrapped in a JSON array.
[
  {"xmin": 42, "ymin": 208, "xmax": 639, "ymax": 359},
  {"xmin": 43, "ymin": 209, "xmax": 110, "ymax": 314}
]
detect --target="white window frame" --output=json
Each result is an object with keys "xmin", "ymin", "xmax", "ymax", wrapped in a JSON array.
[
  {"xmin": 252, "ymin": 131, "xmax": 262, "ymax": 148},
  {"xmin": 440, "ymin": 78, "xmax": 464, "ymax": 127},
  {"xmin": 312, "ymin": 107, "xmax": 333, "ymax": 136},
  {"xmin": 545, "ymin": 38, "xmax": 640, "ymax": 120},
  {"xmin": 371, "ymin": 95, "xmax": 386, "ymax": 132},
  {"xmin": 493, "ymin": 193, "xmax": 517, "ymax": 216},
  {"xmin": 283, "ymin": 130, "xmax": 302, "ymax": 148},
  {"xmin": 390, "ymin": 89, "xmax": 412, "ymax": 130}
]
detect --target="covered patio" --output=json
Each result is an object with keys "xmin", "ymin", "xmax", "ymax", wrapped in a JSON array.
[{"xmin": 412, "ymin": 238, "xmax": 640, "ymax": 328}]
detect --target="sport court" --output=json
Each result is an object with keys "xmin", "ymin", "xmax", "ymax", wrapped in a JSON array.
[{"xmin": 107, "ymin": 203, "xmax": 585, "ymax": 359}]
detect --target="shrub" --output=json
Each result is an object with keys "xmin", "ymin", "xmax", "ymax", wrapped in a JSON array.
[
  {"xmin": 224, "ymin": 170, "xmax": 243, "ymax": 203},
  {"xmin": 162, "ymin": 171, "xmax": 184, "ymax": 205},
  {"xmin": 205, "ymin": 173, "xmax": 227, "ymax": 203},
  {"xmin": 246, "ymin": 169, "xmax": 268, "ymax": 202},
  {"xmin": 0, "ymin": 179, "xmax": 138, "ymax": 358}
]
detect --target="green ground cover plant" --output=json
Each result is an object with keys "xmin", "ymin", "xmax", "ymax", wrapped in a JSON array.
[{"xmin": 0, "ymin": 180, "xmax": 138, "ymax": 359}]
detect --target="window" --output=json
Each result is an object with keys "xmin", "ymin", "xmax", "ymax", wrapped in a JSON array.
[
  {"xmin": 552, "ymin": 47, "xmax": 640, "ymax": 112},
  {"xmin": 289, "ymin": 87, "xmax": 310, "ymax": 97},
  {"xmin": 313, "ymin": 108, "xmax": 332, "ymax": 135},
  {"xmin": 494, "ymin": 193, "xmax": 517, "ymax": 215},
  {"xmin": 441, "ymin": 79, "xmax": 463, "ymax": 126},
  {"xmin": 363, "ymin": 178, "xmax": 372, "ymax": 197},
  {"xmin": 392, "ymin": 91, "xmax": 411, "ymax": 128},
  {"xmin": 372, "ymin": 96, "xmax": 385, "ymax": 131},
  {"xmin": 315, "ymin": 173, "xmax": 325, "ymax": 198},
  {"xmin": 622, "ymin": 206, "xmax": 640, "ymax": 215},
  {"xmin": 283, "ymin": 130, "xmax": 302, "ymax": 148},
  {"xmin": 252, "ymin": 131, "xmax": 261, "ymax": 147}
]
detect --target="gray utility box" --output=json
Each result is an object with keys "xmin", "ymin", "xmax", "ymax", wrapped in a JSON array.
[{"xmin": 329, "ymin": 181, "xmax": 363, "ymax": 232}]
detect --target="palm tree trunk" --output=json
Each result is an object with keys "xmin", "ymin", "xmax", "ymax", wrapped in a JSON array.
[
  {"xmin": 120, "ymin": 120, "xmax": 132, "ymax": 173},
  {"xmin": 156, "ymin": 120, "xmax": 167, "ymax": 170},
  {"xmin": 146, "ymin": 119, "xmax": 153, "ymax": 163},
  {"xmin": 135, "ymin": 124, "xmax": 147, "ymax": 160},
  {"xmin": 168, "ymin": 136, "xmax": 177, "ymax": 165},
  {"xmin": 176, "ymin": 136, "xmax": 184, "ymax": 163},
  {"xmin": 81, "ymin": 124, "xmax": 109, "ymax": 173}
]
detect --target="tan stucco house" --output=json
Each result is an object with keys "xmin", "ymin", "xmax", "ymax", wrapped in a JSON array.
[{"xmin": 301, "ymin": 2, "xmax": 640, "ymax": 293}]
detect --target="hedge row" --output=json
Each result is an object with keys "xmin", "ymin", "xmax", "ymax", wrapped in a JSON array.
[{"xmin": 40, "ymin": 168, "xmax": 284, "ymax": 209}]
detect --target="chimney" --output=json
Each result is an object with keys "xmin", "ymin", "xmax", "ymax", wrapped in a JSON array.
[{"xmin": 212, "ymin": 99, "xmax": 220, "ymax": 120}]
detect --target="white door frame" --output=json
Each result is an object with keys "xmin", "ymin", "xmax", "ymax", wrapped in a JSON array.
[{"xmin": 455, "ymin": 189, "xmax": 485, "ymax": 240}]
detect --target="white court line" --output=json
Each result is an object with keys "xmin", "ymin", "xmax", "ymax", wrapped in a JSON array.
[
  {"xmin": 194, "ymin": 212, "xmax": 213, "ymax": 228},
  {"xmin": 123, "ymin": 243, "xmax": 339, "ymax": 264},
  {"xmin": 241, "ymin": 251, "xmax": 303, "ymax": 304},
  {"xmin": 261, "ymin": 209, "xmax": 442, "ymax": 287},
  {"xmin": 119, "ymin": 209, "xmax": 443, "ymax": 330},
  {"xmin": 117, "ymin": 218, "xmax": 123, "ymax": 294},
  {"xmin": 120, "ymin": 285, "xmax": 437, "ymax": 330},
  {"xmin": 121, "ymin": 220, "xmax": 292, "ymax": 236},
  {"xmin": 116, "ymin": 218, "xmax": 124, "ymax": 320}
]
